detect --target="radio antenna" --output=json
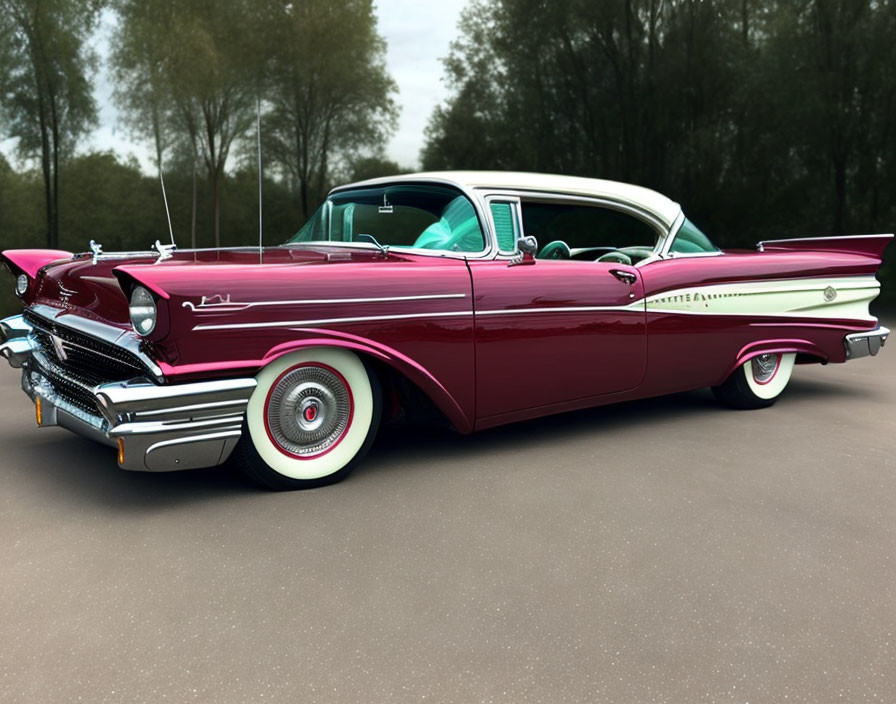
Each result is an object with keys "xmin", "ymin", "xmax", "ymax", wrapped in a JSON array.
[
  {"xmin": 256, "ymin": 96, "xmax": 263, "ymax": 263},
  {"xmin": 159, "ymin": 164, "xmax": 175, "ymax": 246}
]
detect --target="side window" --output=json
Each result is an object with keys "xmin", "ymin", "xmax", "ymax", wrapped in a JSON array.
[
  {"xmin": 669, "ymin": 218, "xmax": 719, "ymax": 254},
  {"xmin": 519, "ymin": 201, "xmax": 660, "ymax": 262},
  {"xmin": 489, "ymin": 201, "xmax": 519, "ymax": 251}
]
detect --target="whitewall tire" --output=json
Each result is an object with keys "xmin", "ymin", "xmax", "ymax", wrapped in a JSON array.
[
  {"xmin": 233, "ymin": 348, "xmax": 381, "ymax": 489},
  {"xmin": 712, "ymin": 352, "xmax": 795, "ymax": 409}
]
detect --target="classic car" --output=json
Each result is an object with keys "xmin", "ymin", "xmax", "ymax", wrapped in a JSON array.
[{"xmin": 0, "ymin": 171, "xmax": 890, "ymax": 489}]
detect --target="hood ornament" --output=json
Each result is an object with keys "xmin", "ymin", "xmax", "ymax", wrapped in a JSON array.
[
  {"xmin": 153, "ymin": 240, "xmax": 176, "ymax": 264},
  {"xmin": 89, "ymin": 240, "xmax": 104, "ymax": 264}
]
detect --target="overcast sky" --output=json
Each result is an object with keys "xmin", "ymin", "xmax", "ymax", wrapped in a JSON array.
[{"xmin": 2, "ymin": 0, "xmax": 469, "ymax": 172}]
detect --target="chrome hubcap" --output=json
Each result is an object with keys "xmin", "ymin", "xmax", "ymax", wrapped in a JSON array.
[
  {"xmin": 266, "ymin": 366, "xmax": 352, "ymax": 457},
  {"xmin": 751, "ymin": 353, "xmax": 779, "ymax": 383}
]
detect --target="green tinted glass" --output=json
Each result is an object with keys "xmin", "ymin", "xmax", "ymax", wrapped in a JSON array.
[
  {"xmin": 288, "ymin": 185, "xmax": 485, "ymax": 253},
  {"xmin": 670, "ymin": 218, "xmax": 719, "ymax": 254},
  {"xmin": 490, "ymin": 202, "xmax": 517, "ymax": 251}
]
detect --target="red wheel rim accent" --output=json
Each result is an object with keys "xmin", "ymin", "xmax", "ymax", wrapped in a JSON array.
[
  {"xmin": 752, "ymin": 354, "xmax": 781, "ymax": 386},
  {"xmin": 262, "ymin": 362, "xmax": 355, "ymax": 460}
]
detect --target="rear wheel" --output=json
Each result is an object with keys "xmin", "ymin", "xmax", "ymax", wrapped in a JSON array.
[
  {"xmin": 712, "ymin": 352, "xmax": 795, "ymax": 409},
  {"xmin": 233, "ymin": 348, "xmax": 381, "ymax": 490}
]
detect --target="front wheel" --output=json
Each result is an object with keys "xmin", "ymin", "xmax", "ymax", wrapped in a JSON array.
[
  {"xmin": 232, "ymin": 348, "xmax": 381, "ymax": 490},
  {"xmin": 712, "ymin": 352, "xmax": 795, "ymax": 409}
]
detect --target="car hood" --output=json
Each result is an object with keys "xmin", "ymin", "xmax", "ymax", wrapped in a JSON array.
[{"xmin": 26, "ymin": 246, "xmax": 416, "ymax": 327}]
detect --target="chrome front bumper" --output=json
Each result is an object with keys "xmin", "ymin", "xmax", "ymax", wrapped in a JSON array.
[
  {"xmin": 844, "ymin": 325, "xmax": 890, "ymax": 360},
  {"xmin": 1, "ymin": 313, "xmax": 256, "ymax": 472}
]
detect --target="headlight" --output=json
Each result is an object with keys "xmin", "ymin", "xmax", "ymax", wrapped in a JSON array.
[
  {"xmin": 129, "ymin": 286, "xmax": 157, "ymax": 335},
  {"xmin": 15, "ymin": 274, "xmax": 28, "ymax": 297}
]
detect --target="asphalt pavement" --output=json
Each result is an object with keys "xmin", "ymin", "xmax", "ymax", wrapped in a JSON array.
[{"xmin": 1, "ymin": 320, "xmax": 894, "ymax": 703}]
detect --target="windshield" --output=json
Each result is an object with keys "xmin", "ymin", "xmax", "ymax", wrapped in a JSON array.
[{"xmin": 287, "ymin": 185, "xmax": 486, "ymax": 253}]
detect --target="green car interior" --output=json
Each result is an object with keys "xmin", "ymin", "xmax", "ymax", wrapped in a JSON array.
[
  {"xmin": 519, "ymin": 201, "xmax": 663, "ymax": 265},
  {"xmin": 288, "ymin": 185, "xmax": 486, "ymax": 253}
]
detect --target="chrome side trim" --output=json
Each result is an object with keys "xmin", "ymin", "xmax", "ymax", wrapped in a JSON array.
[
  {"xmin": 194, "ymin": 310, "xmax": 475, "ymax": 332},
  {"xmin": 182, "ymin": 292, "xmax": 467, "ymax": 312},
  {"xmin": 476, "ymin": 305, "xmax": 643, "ymax": 316},
  {"xmin": 758, "ymin": 234, "xmax": 894, "ymax": 248},
  {"xmin": 844, "ymin": 326, "xmax": 890, "ymax": 359}
]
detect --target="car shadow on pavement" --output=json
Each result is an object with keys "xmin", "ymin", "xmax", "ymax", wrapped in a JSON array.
[
  {"xmin": 6, "ymin": 373, "xmax": 873, "ymax": 504},
  {"xmin": 5, "ymin": 429, "xmax": 262, "ymax": 511},
  {"xmin": 360, "ymin": 375, "xmax": 874, "ymax": 481}
]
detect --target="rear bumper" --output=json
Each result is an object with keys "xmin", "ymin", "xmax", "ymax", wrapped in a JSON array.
[
  {"xmin": 2, "ymin": 313, "xmax": 256, "ymax": 472},
  {"xmin": 844, "ymin": 326, "xmax": 890, "ymax": 360}
]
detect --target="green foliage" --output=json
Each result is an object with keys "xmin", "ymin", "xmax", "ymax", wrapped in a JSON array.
[
  {"xmin": 0, "ymin": 0, "xmax": 103, "ymax": 247},
  {"xmin": 423, "ymin": 0, "xmax": 896, "ymax": 254},
  {"xmin": 347, "ymin": 156, "xmax": 405, "ymax": 183},
  {"xmin": 259, "ymin": 0, "xmax": 398, "ymax": 218}
]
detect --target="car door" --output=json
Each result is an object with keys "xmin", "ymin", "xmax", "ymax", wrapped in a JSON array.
[{"xmin": 468, "ymin": 197, "xmax": 649, "ymax": 422}]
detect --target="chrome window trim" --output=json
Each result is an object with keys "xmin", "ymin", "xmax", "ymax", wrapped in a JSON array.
[
  {"xmin": 656, "ymin": 212, "xmax": 723, "ymax": 260},
  {"xmin": 476, "ymin": 189, "xmax": 674, "ymax": 260},
  {"xmin": 482, "ymin": 195, "xmax": 525, "ymax": 256}
]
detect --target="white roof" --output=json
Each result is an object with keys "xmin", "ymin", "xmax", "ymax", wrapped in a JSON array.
[{"xmin": 338, "ymin": 170, "xmax": 682, "ymax": 229}]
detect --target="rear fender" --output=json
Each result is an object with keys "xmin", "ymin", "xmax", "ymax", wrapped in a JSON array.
[
  {"xmin": 261, "ymin": 332, "xmax": 473, "ymax": 434},
  {"xmin": 757, "ymin": 234, "xmax": 892, "ymax": 260},
  {"xmin": 718, "ymin": 339, "xmax": 828, "ymax": 385}
]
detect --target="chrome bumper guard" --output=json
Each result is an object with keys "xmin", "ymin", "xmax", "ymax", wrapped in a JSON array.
[
  {"xmin": 2, "ymin": 313, "xmax": 256, "ymax": 472},
  {"xmin": 844, "ymin": 326, "xmax": 890, "ymax": 360}
]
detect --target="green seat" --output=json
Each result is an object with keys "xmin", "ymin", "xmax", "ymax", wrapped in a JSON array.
[{"xmin": 414, "ymin": 197, "xmax": 483, "ymax": 252}]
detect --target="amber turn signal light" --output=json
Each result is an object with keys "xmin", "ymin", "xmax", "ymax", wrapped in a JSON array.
[
  {"xmin": 117, "ymin": 438, "xmax": 125, "ymax": 465},
  {"xmin": 35, "ymin": 397, "xmax": 42, "ymax": 426}
]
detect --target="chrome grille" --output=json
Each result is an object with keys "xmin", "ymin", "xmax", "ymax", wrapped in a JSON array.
[
  {"xmin": 24, "ymin": 310, "xmax": 152, "ymax": 417},
  {"xmin": 24, "ymin": 309, "xmax": 148, "ymax": 382}
]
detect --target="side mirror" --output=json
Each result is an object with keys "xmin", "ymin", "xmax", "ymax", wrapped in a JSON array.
[
  {"xmin": 518, "ymin": 236, "xmax": 538, "ymax": 258},
  {"xmin": 509, "ymin": 235, "xmax": 538, "ymax": 266}
]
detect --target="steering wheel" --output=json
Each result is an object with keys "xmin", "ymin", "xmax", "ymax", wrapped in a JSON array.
[
  {"xmin": 596, "ymin": 250, "xmax": 633, "ymax": 265},
  {"xmin": 537, "ymin": 240, "xmax": 571, "ymax": 260}
]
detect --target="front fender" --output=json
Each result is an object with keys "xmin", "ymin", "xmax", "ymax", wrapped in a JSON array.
[
  {"xmin": 261, "ymin": 331, "xmax": 473, "ymax": 434},
  {"xmin": 1, "ymin": 249, "xmax": 74, "ymax": 279}
]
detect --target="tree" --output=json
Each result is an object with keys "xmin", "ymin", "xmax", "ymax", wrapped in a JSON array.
[
  {"xmin": 168, "ymin": 0, "xmax": 264, "ymax": 247},
  {"xmin": 260, "ymin": 0, "xmax": 398, "ymax": 218},
  {"xmin": 0, "ymin": 0, "xmax": 102, "ymax": 248}
]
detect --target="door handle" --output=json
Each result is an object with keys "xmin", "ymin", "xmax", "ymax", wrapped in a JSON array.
[{"xmin": 610, "ymin": 269, "xmax": 637, "ymax": 285}]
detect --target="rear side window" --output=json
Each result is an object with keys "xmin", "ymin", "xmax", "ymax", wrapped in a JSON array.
[
  {"xmin": 520, "ymin": 201, "xmax": 660, "ymax": 250},
  {"xmin": 669, "ymin": 218, "xmax": 719, "ymax": 254}
]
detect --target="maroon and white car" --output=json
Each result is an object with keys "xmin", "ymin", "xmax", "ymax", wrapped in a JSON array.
[{"xmin": 0, "ymin": 172, "xmax": 890, "ymax": 489}]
